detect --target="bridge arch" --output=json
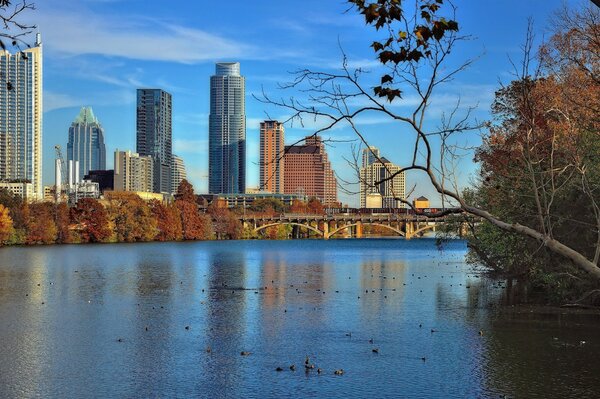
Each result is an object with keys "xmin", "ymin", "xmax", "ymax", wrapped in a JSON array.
[
  {"xmin": 254, "ymin": 222, "xmax": 324, "ymax": 237},
  {"xmin": 327, "ymin": 222, "xmax": 405, "ymax": 238},
  {"xmin": 411, "ymin": 224, "xmax": 436, "ymax": 237}
]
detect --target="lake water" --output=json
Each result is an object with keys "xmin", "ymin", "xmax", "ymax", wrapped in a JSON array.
[{"xmin": 0, "ymin": 239, "xmax": 599, "ymax": 398}]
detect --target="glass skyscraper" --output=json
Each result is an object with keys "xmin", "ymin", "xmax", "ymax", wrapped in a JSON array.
[
  {"xmin": 136, "ymin": 89, "xmax": 172, "ymax": 194},
  {"xmin": 0, "ymin": 33, "xmax": 43, "ymax": 199},
  {"xmin": 67, "ymin": 107, "xmax": 106, "ymax": 180},
  {"xmin": 209, "ymin": 62, "xmax": 246, "ymax": 194}
]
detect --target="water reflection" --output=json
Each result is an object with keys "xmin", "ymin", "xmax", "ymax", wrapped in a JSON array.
[{"xmin": 0, "ymin": 240, "xmax": 598, "ymax": 398}]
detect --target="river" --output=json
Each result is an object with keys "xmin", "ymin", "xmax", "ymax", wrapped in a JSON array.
[{"xmin": 0, "ymin": 239, "xmax": 598, "ymax": 398}]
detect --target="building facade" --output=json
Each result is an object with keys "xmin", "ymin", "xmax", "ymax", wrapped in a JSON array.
[
  {"xmin": 136, "ymin": 89, "xmax": 172, "ymax": 194},
  {"xmin": 84, "ymin": 169, "xmax": 114, "ymax": 193},
  {"xmin": 67, "ymin": 107, "xmax": 106, "ymax": 181},
  {"xmin": 283, "ymin": 135, "xmax": 337, "ymax": 205},
  {"xmin": 209, "ymin": 62, "xmax": 246, "ymax": 194},
  {"xmin": 171, "ymin": 154, "xmax": 187, "ymax": 193},
  {"xmin": 259, "ymin": 120, "xmax": 284, "ymax": 193},
  {"xmin": 0, "ymin": 34, "xmax": 43, "ymax": 199},
  {"xmin": 0, "ymin": 182, "xmax": 35, "ymax": 201},
  {"xmin": 114, "ymin": 150, "xmax": 153, "ymax": 193},
  {"xmin": 359, "ymin": 148, "xmax": 406, "ymax": 208}
]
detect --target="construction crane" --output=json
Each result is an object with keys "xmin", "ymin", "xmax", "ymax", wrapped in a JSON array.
[{"xmin": 54, "ymin": 145, "xmax": 68, "ymax": 203}]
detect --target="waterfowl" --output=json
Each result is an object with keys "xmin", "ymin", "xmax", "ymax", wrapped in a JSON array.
[
  {"xmin": 334, "ymin": 369, "xmax": 344, "ymax": 375},
  {"xmin": 240, "ymin": 351, "xmax": 251, "ymax": 356}
]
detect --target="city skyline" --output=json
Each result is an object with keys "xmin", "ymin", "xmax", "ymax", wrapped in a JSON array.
[{"xmin": 24, "ymin": 0, "xmax": 566, "ymax": 206}]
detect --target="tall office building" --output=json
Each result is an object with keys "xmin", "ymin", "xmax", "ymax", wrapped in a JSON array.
[
  {"xmin": 359, "ymin": 148, "xmax": 406, "ymax": 208},
  {"xmin": 114, "ymin": 150, "xmax": 153, "ymax": 193},
  {"xmin": 283, "ymin": 135, "xmax": 337, "ymax": 205},
  {"xmin": 67, "ymin": 107, "xmax": 106, "ymax": 181},
  {"xmin": 209, "ymin": 62, "xmax": 245, "ymax": 194},
  {"xmin": 171, "ymin": 154, "xmax": 187, "ymax": 193},
  {"xmin": 362, "ymin": 146, "xmax": 381, "ymax": 167},
  {"xmin": 0, "ymin": 33, "xmax": 43, "ymax": 199},
  {"xmin": 259, "ymin": 120, "xmax": 284, "ymax": 193},
  {"xmin": 136, "ymin": 89, "xmax": 172, "ymax": 194}
]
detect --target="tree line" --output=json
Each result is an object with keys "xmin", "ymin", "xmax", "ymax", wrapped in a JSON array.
[{"xmin": 0, "ymin": 179, "xmax": 326, "ymax": 245}]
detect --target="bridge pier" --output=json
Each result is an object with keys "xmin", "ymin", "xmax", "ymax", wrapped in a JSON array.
[
  {"xmin": 323, "ymin": 222, "xmax": 329, "ymax": 240},
  {"xmin": 356, "ymin": 221, "xmax": 363, "ymax": 238}
]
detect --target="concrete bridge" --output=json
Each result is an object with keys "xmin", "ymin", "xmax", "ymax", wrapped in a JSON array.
[{"xmin": 241, "ymin": 213, "xmax": 462, "ymax": 239}]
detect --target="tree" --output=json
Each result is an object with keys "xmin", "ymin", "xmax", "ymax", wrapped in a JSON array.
[
  {"xmin": 54, "ymin": 203, "xmax": 72, "ymax": 244},
  {"xmin": 0, "ymin": 204, "xmax": 13, "ymax": 243},
  {"xmin": 249, "ymin": 198, "xmax": 287, "ymax": 214},
  {"xmin": 176, "ymin": 179, "xmax": 196, "ymax": 203},
  {"xmin": 150, "ymin": 200, "xmax": 183, "ymax": 241},
  {"xmin": 105, "ymin": 192, "xmax": 158, "ymax": 242},
  {"xmin": 70, "ymin": 198, "xmax": 111, "ymax": 243},
  {"xmin": 26, "ymin": 202, "xmax": 57, "ymax": 244},
  {"xmin": 176, "ymin": 200, "xmax": 212, "ymax": 240},
  {"xmin": 208, "ymin": 203, "xmax": 242, "ymax": 240},
  {"xmin": 307, "ymin": 197, "xmax": 324, "ymax": 214},
  {"xmin": 261, "ymin": 0, "xmax": 600, "ymax": 280}
]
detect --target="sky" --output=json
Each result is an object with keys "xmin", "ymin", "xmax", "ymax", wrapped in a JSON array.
[{"xmin": 25, "ymin": 0, "xmax": 576, "ymax": 206}]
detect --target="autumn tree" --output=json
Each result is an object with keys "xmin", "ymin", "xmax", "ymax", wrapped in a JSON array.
[
  {"xmin": 26, "ymin": 202, "xmax": 57, "ymax": 244},
  {"xmin": 105, "ymin": 192, "xmax": 158, "ymax": 242},
  {"xmin": 70, "ymin": 198, "xmax": 111, "ymax": 243},
  {"xmin": 0, "ymin": 204, "xmax": 13, "ymax": 243},
  {"xmin": 176, "ymin": 179, "xmax": 196, "ymax": 203},
  {"xmin": 149, "ymin": 199, "xmax": 183, "ymax": 241},
  {"xmin": 249, "ymin": 198, "xmax": 287, "ymax": 214},
  {"xmin": 54, "ymin": 203, "xmax": 72, "ymax": 244},
  {"xmin": 261, "ymin": 0, "xmax": 600, "ymax": 281},
  {"xmin": 208, "ymin": 203, "xmax": 242, "ymax": 240},
  {"xmin": 173, "ymin": 180, "xmax": 211, "ymax": 240}
]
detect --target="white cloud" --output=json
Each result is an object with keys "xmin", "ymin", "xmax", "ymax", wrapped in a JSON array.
[
  {"xmin": 35, "ymin": 8, "xmax": 259, "ymax": 64},
  {"xmin": 44, "ymin": 91, "xmax": 82, "ymax": 112}
]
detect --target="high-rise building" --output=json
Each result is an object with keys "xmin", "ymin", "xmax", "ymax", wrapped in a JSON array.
[
  {"xmin": 0, "ymin": 33, "xmax": 43, "ymax": 199},
  {"xmin": 359, "ymin": 148, "xmax": 406, "ymax": 208},
  {"xmin": 362, "ymin": 146, "xmax": 381, "ymax": 167},
  {"xmin": 136, "ymin": 89, "xmax": 172, "ymax": 194},
  {"xmin": 283, "ymin": 135, "xmax": 337, "ymax": 205},
  {"xmin": 67, "ymin": 107, "xmax": 106, "ymax": 181},
  {"xmin": 113, "ymin": 150, "xmax": 153, "ymax": 193},
  {"xmin": 259, "ymin": 120, "xmax": 284, "ymax": 193},
  {"xmin": 209, "ymin": 62, "xmax": 245, "ymax": 194},
  {"xmin": 171, "ymin": 154, "xmax": 187, "ymax": 193}
]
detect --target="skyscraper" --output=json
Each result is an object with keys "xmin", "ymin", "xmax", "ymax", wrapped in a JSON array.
[
  {"xmin": 283, "ymin": 135, "xmax": 338, "ymax": 205},
  {"xmin": 259, "ymin": 120, "xmax": 284, "ymax": 193},
  {"xmin": 209, "ymin": 62, "xmax": 245, "ymax": 194},
  {"xmin": 67, "ymin": 107, "xmax": 106, "ymax": 181},
  {"xmin": 362, "ymin": 146, "xmax": 381, "ymax": 167},
  {"xmin": 136, "ymin": 89, "xmax": 172, "ymax": 194},
  {"xmin": 0, "ymin": 33, "xmax": 43, "ymax": 199},
  {"xmin": 359, "ymin": 147, "xmax": 406, "ymax": 208},
  {"xmin": 171, "ymin": 154, "xmax": 187, "ymax": 193}
]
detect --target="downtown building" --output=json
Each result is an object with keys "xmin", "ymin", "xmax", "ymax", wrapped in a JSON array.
[
  {"xmin": 67, "ymin": 107, "xmax": 106, "ymax": 181},
  {"xmin": 0, "ymin": 33, "xmax": 43, "ymax": 199},
  {"xmin": 136, "ymin": 89, "xmax": 172, "ymax": 194},
  {"xmin": 209, "ymin": 62, "xmax": 245, "ymax": 194},
  {"xmin": 359, "ymin": 147, "xmax": 406, "ymax": 208},
  {"xmin": 283, "ymin": 135, "xmax": 338, "ymax": 205},
  {"xmin": 171, "ymin": 154, "xmax": 187, "ymax": 193},
  {"xmin": 114, "ymin": 150, "xmax": 154, "ymax": 193},
  {"xmin": 259, "ymin": 120, "xmax": 284, "ymax": 193}
]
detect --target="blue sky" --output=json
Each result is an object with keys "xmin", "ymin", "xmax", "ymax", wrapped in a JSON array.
[{"xmin": 31, "ymin": 0, "xmax": 572, "ymax": 206}]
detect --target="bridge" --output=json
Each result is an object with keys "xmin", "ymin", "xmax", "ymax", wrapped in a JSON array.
[{"xmin": 240, "ymin": 213, "xmax": 465, "ymax": 239}]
